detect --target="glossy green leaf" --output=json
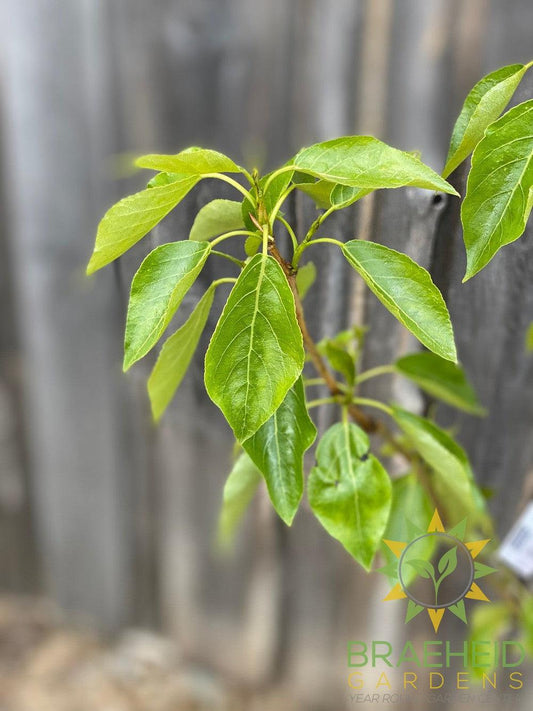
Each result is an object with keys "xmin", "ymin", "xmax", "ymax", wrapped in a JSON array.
[
  {"xmin": 342, "ymin": 241, "xmax": 457, "ymax": 362},
  {"xmin": 189, "ymin": 199, "xmax": 244, "ymax": 241},
  {"xmin": 443, "ymin": 63, "xmax": 529, "ymax": 178},
  {"xmin": 293, "ymin": 136, "xmax": 459, "ymax": 194},
  {"xmin": 205, "ymin": 254, "xmax": 304, "ymax": 442},
  {"xmin": 391, "ymin": 407, "xmax": 486, "ymax": 527},
  {"xmin": 295, "ymin": 261, "xmax": 316, "ymax": 299},
  {"xmin": 136, "ymin": 146, "xmax": 241, "ymax": 174},
  {"xmin": 124, "ymin": 241, "xmax": 210, "ymax": 370},
  {"xmin": 395, "ymin": 352, "xmax": 485, "ymax": 415},
  {"xmin": 308, "ymin": 421, "xmax": 392, "ymax": 570},
  {"xmin": 148, "ymin": 285, "xmax": 215, "ymax": 421},
  {"xmin": 242, "ymin": 378, "xmax": 316, "ymax": 525},
  {"xmin": 87, "ymin": 177, "xmax": 199, "ymax": 274},
  {"xmin": 217, "ymin": 453, "xmax": 262, "ymax": 547},
  {"xmin": 462, "ymin": 100, "xmax": 533, "ymax": 280}
]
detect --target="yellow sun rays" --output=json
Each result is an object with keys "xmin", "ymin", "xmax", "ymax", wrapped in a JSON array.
[{"xmin": 382, "ymin": 509, "xmax": 491, "ymax": 633}]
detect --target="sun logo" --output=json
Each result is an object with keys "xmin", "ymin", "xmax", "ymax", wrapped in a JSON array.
[{"xmin": 379, "ymin": 509, "xmax": 496, "ymax": 633}]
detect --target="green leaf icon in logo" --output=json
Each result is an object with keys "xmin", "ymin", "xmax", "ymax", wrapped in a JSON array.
[{"xmin": 406, "ymin": 558, "xmax": 435, "ymax": 581}]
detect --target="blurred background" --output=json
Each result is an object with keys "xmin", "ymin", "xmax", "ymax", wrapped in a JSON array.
[{"xmin": 0, "ymin": 0, "xmax": 532, "ymax": 709}]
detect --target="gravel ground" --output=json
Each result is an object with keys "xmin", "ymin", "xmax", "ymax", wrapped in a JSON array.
[{"xmin": 0, "ymin": 597, "xmax": 298, "ymax": 711}]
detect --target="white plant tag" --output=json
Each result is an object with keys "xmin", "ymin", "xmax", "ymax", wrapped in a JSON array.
[{"xmin": 498, "ymin": 501, "xmax": 533, "ymax": 579}]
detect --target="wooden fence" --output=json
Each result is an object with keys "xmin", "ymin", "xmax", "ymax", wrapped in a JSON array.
[{"xmin": 1, "ymin": 0, "xmax": 532, "ymax": 707}]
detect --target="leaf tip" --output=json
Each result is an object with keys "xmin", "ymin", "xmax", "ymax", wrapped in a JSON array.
[{"xmin": 86, "ymin": 254, "xmax": 99, "ymax": 275}]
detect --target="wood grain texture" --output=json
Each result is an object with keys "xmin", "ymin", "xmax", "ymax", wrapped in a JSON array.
[{"xmin": 1, "ymin": 1, "xmax": 533, "ymax": 708}]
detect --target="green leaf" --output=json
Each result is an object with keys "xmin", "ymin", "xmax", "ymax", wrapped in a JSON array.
[
  {"xmin": 527, "ymin": 323, "xmax": 533, "ymax": 351},
  {"xmin": 124, "ymin": 241, "xmax": 210, "ymax": 370},
  {"xmin": 244, "ymin": 234, "xmax": 262, "ymax": 257},
  {"xmin": 242, "ymin": 378, "xmax": 316, "ymax": 525},
  {"xmin": 87, "ymin": 178, "xmax": 199, "ymax": 274},
  {"xmin": 462, "ymin": 100, "xmax": 533, "ymax": 280},
  {"xmin": 308, "ymin": 421, "xmax": 392, "ymax": 570},
  {"xmin": 437, "ymin": 546, "xmax": 458, "ymax": 579},
  {"xmin": 322, "ymin": 342, "xmax": 356, "ymax": 386},
  {"xmin": 395, "ymin": 352, "xmax": 485, "ymax": 415},
  {"xmin": 293, "ymin": 178, "xmax": 369, "ymax": 210},
  {"xmin": 293, "ymin": 178, "xmax": 337, "ymax": 209},
  {"xmin": 242, "ymin": 168, "xmax": 293, "ymax": 229},
  {"xmin": 443, "ymin": 63, "xmax": 530, "ymax": 178},
  {"xmin": 468, "ymin": 603, "xmax": 511, "ymax": 676},
  {"xmin": 147, "ymin": 285, "xmax": 215, "ymax": 421},
  {"xmin": 147, "ymin": 172, "xmax": 188, "ymax": 188},
  {"xmin": 381, "ymin": 473, "xmax": 434, "ymax": 585},
  {"xmin": 330, "ymin": 184, "xmax": 371, "ymax": 208},
  {"xmin": 391, "ymin": 407, "xmax": 487, "ymax": 527},
  {"xmin": 205, "ymin": 254, "xmax": 304, "ymax": 442},
  {"xmin": 293, "ymin": 136, "xmax": 459, "ymax": 195},
  {"xmin": 406, "ymin": 558, "xmax": 435, "ymax": 580},
  {"xmin": 189, "ymin": 199, "xmax": 244, "ymax": 241},
  {"xmin": 342, "ymin": 241, "xmax": 457, "ymax": 362},
  {"xmin": 217, "ymin": 453, "xmax": 262, "ymax": 548},
  {"xmin": 136, "ymin": 146, "xmax": 241, "ymax": 175},
  {"xmin": 295, "ymin": 261, "xmax": 316, "ymax": 299}
]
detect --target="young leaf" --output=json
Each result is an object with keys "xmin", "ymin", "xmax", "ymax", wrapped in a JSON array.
[
  {"xmin": 462, "ymin": 100, "xmax": 533, "ymax": 280},
  {"xmin": 330, "ymin": 184, "xmax": 371, "ymax": 208},
  {"xmin": 293, "ymin": 136, "xmax": 459, "ymax": 195},
  {"xmin": 148, "ymin": 285, "xmax": 215, "ymax": 421},
  {"xmin": 293, "ymin": 178, "xmax": 369, "ymax": 210},
  {"xmin": 443, "ymin": 63, "xmax": 530, "ymax": 178},
  {"xmin": 391, "ymin": 407, "xmax": 486, "ymax": 526},
  {"xmin": 189, "ymin": 199, "xmax": 244, "ymax": 241},
  {"xmin": 295, "ymin": 261, "xmax": 316, "ymax": 299},
  {"xmin": 395, "ymin": 352, "xmax": 485, "ymax": 415},
  {"xmin": 136, "ymin": 146, "xmax": 241, "ymax": 175},
  {"xmin": 242, "ymin": 168, "xmax": 293, "ymax": 228},
  {"xmin": 321, "ymin": 341, "xmax": 356, "ymax": 386},
  {"xmin": 217, "ymin": 453, "xmax": 262, "ymax": 548},
  {"xmin": 147, "ymin": 172, "xmax": 186, "ymax": 188},
  {"xmin": 342, "ymin": 241, "xmax": 457, "ymax": 362},
  {"xmin": 242, "ymin": 378, "xmax": 316, "ymax": 525},
  {"xmin": 204, "ymin": 254, "xmax": 305, "ymax": 442},
  {"xmin": 293, "ymin": 178, "xmax": 337, "ymax": 209},
  {"xmin": 308, "ymin": 421, "xmax": 392, "ymax": 570},
  {"xmin": 124, "ymin": 241, "xmax": 210, "ymax": 371},
  {"xmin": 87, "ymin": 177, "xmax": 199, "ymax": 274},
  {"xmin": 244, "ymin": 234, "xmax": 262, "ymax": 257}
]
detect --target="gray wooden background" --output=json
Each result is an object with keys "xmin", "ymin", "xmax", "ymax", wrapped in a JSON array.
[{"xmin": 1, "ymin": 1, "xmax": 532, "ymax": 708}]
